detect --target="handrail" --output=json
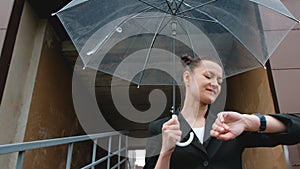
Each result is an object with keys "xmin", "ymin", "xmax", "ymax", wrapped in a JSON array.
[
  {"xmin": 0, "ymin": 131, "xmax": 127, "ymax": 155},
  {"xmin": 0, "ymin": 131, "xmax": 129, "ymax": 169}
]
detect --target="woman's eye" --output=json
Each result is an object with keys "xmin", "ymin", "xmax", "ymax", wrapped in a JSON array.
[{"xmin": 204, "ymin": 75, "xmax": 211, "ymax": 79}]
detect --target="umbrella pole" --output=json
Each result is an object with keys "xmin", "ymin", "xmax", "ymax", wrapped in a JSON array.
[
  {"xmin": 171, "ymin": 17, "xmax": 194, "ymax": 147},
  {"xmin": 171, "ymin": 19, "xmax": 176, "ymax": 115}
]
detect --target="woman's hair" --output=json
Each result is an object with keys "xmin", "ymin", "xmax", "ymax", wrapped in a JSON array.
[{"xmin": 180, "ymin": 53, "xmax": 222, "ymax": 72}]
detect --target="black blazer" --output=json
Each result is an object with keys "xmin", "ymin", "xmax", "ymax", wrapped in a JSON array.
[{"xmin": 144, "ymin": 113, "xmax": 300, "ymax": 169}]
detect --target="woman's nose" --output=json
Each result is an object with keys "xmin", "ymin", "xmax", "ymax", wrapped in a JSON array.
[{"xmin": 210, "ymin": 79, "xmax": 219, "ymax": 88}]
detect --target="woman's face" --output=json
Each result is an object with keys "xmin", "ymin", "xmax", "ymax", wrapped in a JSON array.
[{"xmin": 185, "ymin": 60, "xmax": 223, "ymax": 104}]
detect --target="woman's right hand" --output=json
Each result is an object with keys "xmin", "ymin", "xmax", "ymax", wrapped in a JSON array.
[{"xmin": 161, "ymin": 116, "xmax": 182, "ymax": 154}]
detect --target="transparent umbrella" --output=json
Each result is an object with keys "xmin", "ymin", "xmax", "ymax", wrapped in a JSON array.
[
  {"xmin": 53, "ymin": 0, "xmax": 298, "ymax": 146},
  {"xmin": 53, "ymin": 0, "xmax": 299, "ymax": 81}
]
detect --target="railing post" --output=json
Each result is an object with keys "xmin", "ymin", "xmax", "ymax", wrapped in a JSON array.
[
  {"xmin": 66, "ymin": 143, "xmax": 73, "ymax": 169},
  {"xmin": 107, "ymin": 136, "xmax": 112, "ymax": 169},
  {"xmin": 118, "ymin": 135, "xmax": 121, "ymax": 169},
  {"xmin": 125, "ymin": 136, "xmax": 128, "ymax": 169},
  {"xmin": 92, "ymin": 139, "xmax": 97, "ymax": 169},
  {"xmin": 16, "ymin": 151, "xmax": 25, "ymax": 169}
]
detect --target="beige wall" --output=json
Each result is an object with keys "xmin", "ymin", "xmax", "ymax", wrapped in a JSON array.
[
  {"xmin": 0, "ymin": 2, "xmax": 89, "ymax": 168},
  {"xmin": 21, "ymin": 17, "xmax": 90, "ymax": 169},
  {"xmin": 226, "ymin": 68, "xmax": 287, "ymax": 169},
  {"xmin": 0, "ymin": 2, "xmax": 43, "ymax": 168},
  {"xmin": 0, "ymin": 0, "xmax": 14, "ymax": 55}
]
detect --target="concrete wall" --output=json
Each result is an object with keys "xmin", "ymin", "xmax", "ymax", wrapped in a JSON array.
[
  {"xmin": 0, "ymin": 2, "xmax": 44, "ymax": 168},
  {"xmin": 0, "ymin": 0, "xmax": 14, "ymax": 55},
  {"xmin": 0, "ymin": 2, "xmax": 90, "ymax": 168},
  {"xmin": 21, "ymin": 15, "xmax": 89, "ymax": 169},
  {"xmin": 226, "ymin": 68, "xmax": 287, "ymax": 169}
]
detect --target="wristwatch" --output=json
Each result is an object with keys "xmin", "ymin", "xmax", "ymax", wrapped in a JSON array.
[{"xmin": 255, "ymin": 113, "xmax": 266, "ymax": 132}]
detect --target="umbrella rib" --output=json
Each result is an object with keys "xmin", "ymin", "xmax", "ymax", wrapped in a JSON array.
[
  {"xmin": 249, "ymin": 0, "xmax": 299, "ymax": 23},
  {"xmin": 176, "ymin": 20, "xmax": 196, "ymax": 58},
  {"xmin": 178, "ymin": 1, "xmax": 218, "ymax": 23},
  {"xmin": 87, "ymin": 1, "xmax": 171, "ymax": 58},
  {"xmin": 181, "ymin": 3, "xmax": 266, "ymax": 67},
  {"xmin": 178, "ymin": 15, "xmax": 217, "ymax": 23},
  {"xmin": 177, "ymin": 0, "xmax": 217, "ymax": 15},
  {"xmin": 136, "ymin": 0, "xmax": 172, "ymax": 14},
  {"xmin": 174, "ymin": 0, "xmax": 185, "ymax": 14},
  {"xmin": 165, "ymin": 0, "xmax": 174, "ymax": 14},
  {"xmin": 173, "ymin": 0, "xmax": 179, "ymax": 13},
  {"xmin": 86, "ymin": 5, "xmax": 159, "ymax": 57},
  {"xmin": 137, "ymin": 13, "xmax": 169, "ymax": 86},
  {"xmin": 52, "ymin": 0, "xmax": 89, "ymax": 15},
  {"xmin": 253, "ymin": 4, "xmax": 268, "ymax": 64}
]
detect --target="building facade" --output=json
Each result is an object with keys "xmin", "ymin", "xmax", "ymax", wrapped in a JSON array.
[{"xmin": 0, "ymin": 0, "xmax": 299, "ymax": 168}]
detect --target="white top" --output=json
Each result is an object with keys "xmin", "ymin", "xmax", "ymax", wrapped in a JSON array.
[{"xmin": 193, "ymin": 127, "xmax": 205, "ymax": 143}]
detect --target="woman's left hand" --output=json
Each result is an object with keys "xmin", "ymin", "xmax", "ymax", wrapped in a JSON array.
[{"xmin": 210, "ymin": 111, "xmax": 247, "ymax": 141}]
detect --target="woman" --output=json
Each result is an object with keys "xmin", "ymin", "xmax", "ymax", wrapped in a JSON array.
[{"xmin": 144, "ymin": 56, "xmax": 300, "ymax": 169}]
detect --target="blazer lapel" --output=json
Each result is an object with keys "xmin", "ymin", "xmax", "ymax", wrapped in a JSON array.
[
  {"xmin": 177, "ymin": 113, "xmax": 208, "ymax": 154},
  {"xmin": 177, "ymin": 109, "xmax": 224, "ymax": 157},
  {"xmin": 203, "ymin": 110, "xmax": 216, "ymax": 142},
  {"xmin": 177, "ymin": 107, "xmax": 218, "ymax": 144},
  {"xmin": 203, "ymin": 110, "xmax": 223, "ymax": 158}
]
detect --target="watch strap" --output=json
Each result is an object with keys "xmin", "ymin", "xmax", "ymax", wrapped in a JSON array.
[{"xmin": 255, "ymin": 113, "xmax": 266, "ymax": 132}]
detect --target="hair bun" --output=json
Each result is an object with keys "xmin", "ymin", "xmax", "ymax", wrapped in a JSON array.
[{"xmin": 181, "ymin": 54, "xmax": 193, "ymax": 66}]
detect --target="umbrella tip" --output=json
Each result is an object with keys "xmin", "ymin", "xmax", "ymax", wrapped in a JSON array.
[
  {"xmin": 87, "ymin": 51, "xmax": 94, "ymax": 56},
  {"xmin": 172, "ymin": 114, "xmax": 177, "ymax": 119},
  {"xmin": 82, "ymin": 67, "xmax": 86, "ymax": 70},
  {"xmin": 137, "ymin": 85, "xmax": 140, "ymax": 89}
]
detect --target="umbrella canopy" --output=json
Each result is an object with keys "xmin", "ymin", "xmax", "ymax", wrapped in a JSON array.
[
  {"xmin": 53, "ymin": 0, "xmax": 298, "ymax": 85},
  {"xmin": 54, "ymin": 0, "xmax": 298, "ymax": 147}
]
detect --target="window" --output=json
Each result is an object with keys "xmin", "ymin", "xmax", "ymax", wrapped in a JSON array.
[{"xmin": 127, "ymin": 149, "xmax": 146, "ymax": 169}]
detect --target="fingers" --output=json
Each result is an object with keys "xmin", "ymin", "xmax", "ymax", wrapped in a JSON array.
[
  {"xmin": 210, "ymin": 112, "xmax": 231, "ymax": 139},
  {"xmin": 161, "ymin": 117, "xmax": 182, "ymax": 152},
  {"xmin": 166, "ymin": 115, "xmax": 180, "ymax": 126},
  {"xmin": 210, "ymin": 125, "xmax": 231, "ymax": 140},
  {"xmin": 211, "ymin": 111, "xmax": 245, "ymax": 141},
  {"xmin": 217, "ymin": 112, "xmax": 230, "ymax": 126},
  {"xmin": 210, "ymin": 118, "xmax": 233, "ymax": 141},
  {"xmin": 213, "ymin": 113, "xmax": 230, "ymax": 132},
  {"xmin": 210, "ymin": 130, "xmax": 234, "ymax": 141},
  {"xmin": 218, "ymin": 112, "xmax": 225, "ymax": 123},
  {"xmin": 162, "ymin": 117, "xmax": 182, "ymax": 141},
  {"xmin": 210, "ymin": 130, "xmax": 219, "ymax": 138}
]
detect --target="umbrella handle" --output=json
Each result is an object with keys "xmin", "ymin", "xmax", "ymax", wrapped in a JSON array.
[{"xmin": 172, "ymin": 115, "xmax": 194, "ymax": 147}]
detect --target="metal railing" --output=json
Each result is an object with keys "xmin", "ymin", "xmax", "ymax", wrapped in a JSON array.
[{"xmin": 0, "ymin": 131, "xmax": 128, "ymax": 169}]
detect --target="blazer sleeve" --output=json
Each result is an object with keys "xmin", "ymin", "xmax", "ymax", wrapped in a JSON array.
[{"xmin": 239, "ymin": 113, "xmax": 300, "ymax": 148}]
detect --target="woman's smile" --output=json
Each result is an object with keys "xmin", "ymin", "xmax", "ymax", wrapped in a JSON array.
[{"xmin": 206, "ymin": 88, "xmax": 217, "ymax": 95}]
